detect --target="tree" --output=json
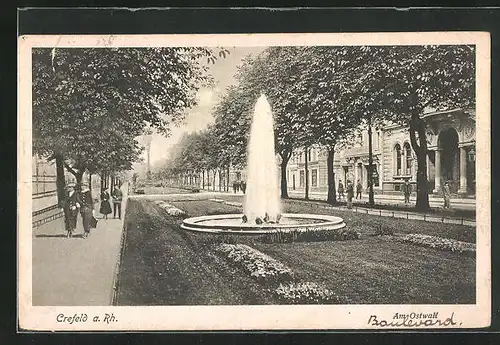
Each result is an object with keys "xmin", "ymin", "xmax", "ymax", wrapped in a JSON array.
[
  {"xmin": 211, "ymin": 85, "xmax": 253, "ymax": 182},
  {"xmin": 351, "ymin": 45, "xmax": 475, "ymax": 210},
  {"xmin": 234, "ymin": 47, "xmax": 314, "ymax": 198},
  {"xmin": 291, "ymin": 46, "xmax": 365, "ymax": 204},
  {"xmin": 33, "ymin": 47, "xmax": 227, "ymax": 184}
]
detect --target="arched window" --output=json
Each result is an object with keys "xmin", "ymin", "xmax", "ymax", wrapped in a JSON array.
[
  {"xmin": 404, "ymin": 142, "xmax": 412, "ymax": 175},
  {"xmin": 394, "ymin": 144, "xmax": 402, "ymax": 176}
]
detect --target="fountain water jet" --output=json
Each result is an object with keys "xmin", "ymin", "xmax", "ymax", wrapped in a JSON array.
[
  {"xmin": 244, "ymin": 94, "xmax": 281, "ymax": 224},
  {"xmin": 181, "ymin": 94, "xmax": 346, "ymax": 234}
]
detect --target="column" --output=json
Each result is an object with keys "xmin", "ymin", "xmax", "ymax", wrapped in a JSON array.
[
  {"xmin": 426, "ymin": 153, "xmax": 430, "ymax": 180},
  {"xmin": 354, "ymin": 160, "xmax": 358, "ymax": 184},
  {"xmin": 434, "ymin": 149, "xmax": 441, "ymax": 193},
  {"xmin": 458, "ymin": 146, "xmax": 467, "ymax": 195}
]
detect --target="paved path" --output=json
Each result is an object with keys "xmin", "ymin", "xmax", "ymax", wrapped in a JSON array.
[
  {"xmin": 196, "ymin": 190, "xmax": 475, "ymax": 226},
  {"xmin": 198, "ymin": 188, "xmax": 475, "ymax": 211},
  {"xmin": 287, "ymin": 190, "xmax": 475, "ymax": 210},
  {"xmin": 32, "ymin": 184, "xmax": 128, "ymax": 306}
]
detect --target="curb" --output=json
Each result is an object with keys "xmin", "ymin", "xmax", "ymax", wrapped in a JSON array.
[{"xmin": 110, "ymin": 197, "xmax": 129, "ymax": 306}]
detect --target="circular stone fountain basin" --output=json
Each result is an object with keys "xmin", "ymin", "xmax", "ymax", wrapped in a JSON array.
[{"xmin": 181, "ymin": 213, "xmax": 346, "ymax": 235}]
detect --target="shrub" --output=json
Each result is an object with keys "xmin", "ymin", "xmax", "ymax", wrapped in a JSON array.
[
  {"xmin": 157, "ymin": 202, "xmax": 187, "ymax": 217},
  {"xmin": 274, "ymin": 282, "xmax": 345, "ymax": 304},
  {"xmin": 201, "ymin": 233, "xmax": 241, "ymax": 245},
  {"xmin": 260, "ymin": 228, "xmax": 360, "ymax": 244},
  {"xmin": 396, "ymin": 233, "xmax": 475, "ymax": 256},
  {"xmin": 372, "ymin": 224, "xmax": 395, "ymax": 236},
  {"xmin": 215, "ymin": 243, "xmax": 294, "ymax": 282}
]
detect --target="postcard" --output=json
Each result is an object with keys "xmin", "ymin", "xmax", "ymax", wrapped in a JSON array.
[{"xmin": 18, "ymin": 32, "xmax": 490, "ymax": 331}]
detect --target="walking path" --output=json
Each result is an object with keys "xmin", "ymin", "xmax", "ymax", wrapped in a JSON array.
[
  {"xmin": 32, "ymin": 183, "xmax": 128, "ymax": 306},
  {"xmin": 198, "ymin": 189, "xmax": 476, "ymax": 226},
  {"xmin": 287, "ymin": 190, "xmax": 476, "ymax": 210}
]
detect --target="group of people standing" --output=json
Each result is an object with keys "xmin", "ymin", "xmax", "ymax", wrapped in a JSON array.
[
  {"xmin": 232, "ymin": 180, "xmax": 247, "ymax": 194},
  {"xmin": 336, "ymin": 178, "xmax": 452, "ymax": 209},
  {"xmin": 337, "ymin": 180, "xmax": 363, "ymax": 209},
  {"xmin": 63, "ymin": 183, "xmax": 124, "ymax": 239}
]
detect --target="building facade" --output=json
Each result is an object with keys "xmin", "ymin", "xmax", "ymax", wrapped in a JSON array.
[{"xmin": 285, "ymin": 108, "xmax": 476, "ymax": 197}]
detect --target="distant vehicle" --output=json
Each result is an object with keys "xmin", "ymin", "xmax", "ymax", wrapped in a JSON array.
[{"xmin": 136, "ymin": 188, "xmax": 145, "ymax": 194}]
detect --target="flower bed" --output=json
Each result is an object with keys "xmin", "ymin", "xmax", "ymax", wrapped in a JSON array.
[
  {"xmin": 156, "ymin": 202, "xmax": 187, "ymax": 217},
  {"xmin": 209, "ymin": 198, "xmax": 225, "ymax": 203},
  {"xmin": 396, "ymin": 233, "xmax": 475, "ymax": 256},
  {"xmin": 214, "ymin": 243, "xmax": 294, "ymax": 282},
  {"xmin": 260, "ymin": 228, "xmax": 360, "ymax": 244},
  {"xmin": 274, "ymin": 282, "xmax": 345, "ymax": 304},
  {"xmin": 224, "ymin": 201, "xmax": 243, "ymax": 207}
]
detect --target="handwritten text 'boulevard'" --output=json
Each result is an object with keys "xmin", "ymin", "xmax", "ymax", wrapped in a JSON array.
[
  {"xmin": 56, "ymin": 313, "xmax": 118, "ymax": 325},
  {"xmin": 368, "ymin": 312, "xmax": 461, "ymax": 328}
]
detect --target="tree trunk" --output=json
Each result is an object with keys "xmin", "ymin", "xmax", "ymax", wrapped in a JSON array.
[
  {"xmin": 304, "ymin": 147, "xmax": 309, "ymax": 200},
  {"xmin": 54, "ymin": 153, "xmax": 69, "ymax": 231},
  {"xmin": 212, "ymin": 170, "xmax": 216, "ymax": 191},
  {"xmin": 55, "ymin": 153, "xmax": 66, "ymax": 207},
  {"xmin": 409, "ymin": 113, "xmax": 431, "ymax": 211},
  {"xmin": 326, "ymin": 147, "xmax": 337, "ymax": 204},
  {"xmin": 202, "ymin": 170, "xmax": 205, "ymax": 189},
  {"xmin": 226, "ymin": 165, "xmax": 230, "ymax": 192},
  {"xmin": 367, "ymin": 120, "xmax": 375, "ymax": 207},
  {"xmin": 218, "ymin": 169, "xmax": 222, "ymax": 191},
  {"xmin": 100, "ymin": 170, "xmax": 105, "ymax": 191},
  {"xmin": 279, "ymin": 150, "xmax": 291, "ymax": 198},
  {"xmin": 75, "ymin": 170, "xmax": 84, "ymax": 186}
]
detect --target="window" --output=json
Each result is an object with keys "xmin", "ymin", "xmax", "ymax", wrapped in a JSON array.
[
  {"xmin": 311, "ymin": 169, "xmax": 318, "ymax": 187},
  {"xmin": 394, "ymin": 144, "xmax": 402, "ymax": 176},
  {"xmin": 299, "ymin": 170, "xmax": 305, "ymax": 187},
  {"xmin": 308, "ymin": 149, "xmax": 312, "ymax": 162},
  {"xmin": 404, "ymin": 143, "xmax": 412, "ymax": 175}
]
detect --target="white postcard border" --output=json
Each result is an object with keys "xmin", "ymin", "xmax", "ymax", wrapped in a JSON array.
[{"xmin": 18, "ymin": 32, "xmax": 491, "ymax": 331}]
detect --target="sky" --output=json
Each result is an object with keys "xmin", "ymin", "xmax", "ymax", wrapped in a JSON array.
[{"xmin": 134, "ymin": 46, "xmax": 266, "ymax": 173}]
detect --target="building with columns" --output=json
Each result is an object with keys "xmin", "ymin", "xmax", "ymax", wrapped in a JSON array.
[{"xmin": 285, "ymin": 108, "xmax": 476, "ymax": 197}]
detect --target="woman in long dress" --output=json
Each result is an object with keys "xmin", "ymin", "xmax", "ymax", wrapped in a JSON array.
[{"xmin": 99, "ymin": 188, "xmax": 112, "ymax": 219}]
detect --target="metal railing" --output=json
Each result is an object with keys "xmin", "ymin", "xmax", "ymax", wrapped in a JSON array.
[{"xmin": 32, "ymin": 210, "xmax": 64, "ymax": 228}]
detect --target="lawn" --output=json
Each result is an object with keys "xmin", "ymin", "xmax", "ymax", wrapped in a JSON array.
[{"xmin": 115, "ymin": 195, "xmax": 476, "ymax": 305}]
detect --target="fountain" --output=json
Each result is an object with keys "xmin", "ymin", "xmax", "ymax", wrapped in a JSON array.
[{"xmin": 181, "ymin": 94, "xmax": 346, "ymax": 234}]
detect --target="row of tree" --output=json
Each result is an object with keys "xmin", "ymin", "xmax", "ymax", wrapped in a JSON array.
[
  {"xmin": 32, "ymin": 47, "xmax": 229, "ymax": 204},
  {"xmin": 159, "ymin": 45, "xmax": 475, "ymax": 211}
]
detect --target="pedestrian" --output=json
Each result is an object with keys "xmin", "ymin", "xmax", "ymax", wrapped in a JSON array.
[
  {"xmin": 356, "ymin": 180, "xmax": 362, "ymax": 199},
  {"xmin": 346, "ymin": 181, "xmax": 354, "ymax": 209},
  {"xmin": 112, "ymin": 186, "xmax": 124, "ymax": 219},
  {"xmin": 402, "ymin": 179, "xmax": 412, "ymax": 205},
  {"xmin": 99, "ymin": 188, "xmax": 112, "ymax": 219},
  {"xmin": 78, "ymin": 184, "xmax": 95, "ymax": 239},
  {"xmin": 337, "ymin": 180, "xmax": 344, "ymax": 201},
  {"xmin": 443, "ymin": 181, "xmax": 451, "ymax": 209},
  {"xmin": 63, "ymin": 183, "xmax": 80, "ymax": 238},
  {"xmin": 232, "ymin": 180, "xmax": 239, "ymax": 194},
  {"xmin": 240, "ymin": 181, "xmax": 247, "ymax": 194}
]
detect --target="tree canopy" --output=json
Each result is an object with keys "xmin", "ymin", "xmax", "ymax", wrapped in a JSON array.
[{"xmin": 33, "ymin": 47, "xmax": 228, "ymax": 181}]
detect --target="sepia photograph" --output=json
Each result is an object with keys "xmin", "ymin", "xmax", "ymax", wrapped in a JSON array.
[{"xmin": 18, "ymin": 32, "xmax": 490, "ymax": 331}]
